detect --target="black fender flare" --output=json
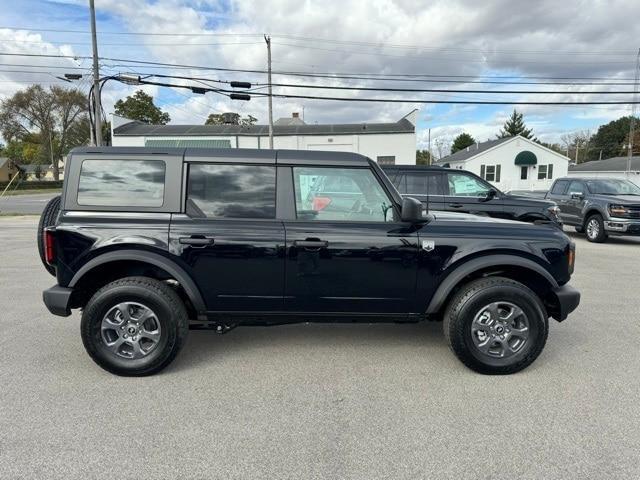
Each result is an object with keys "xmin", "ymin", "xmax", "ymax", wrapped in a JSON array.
[
  {"xmin": 425, "ymin": 254, "xmax": 558, "ymax": 314},
  {"xmin": 69, "ymin": 249, "xmax": 207, "ymax": 315}
]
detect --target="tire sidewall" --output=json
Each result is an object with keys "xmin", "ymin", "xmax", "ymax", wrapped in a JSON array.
[
  {"xmin": 585, "ymin": 214, "xmax": 606, "ymax": 242},
  {"xmin": 447, "ymin": 281, "xmax": 548, "ymax": 374},
  {"xmin": 81, "ymin": 283, "xmax": 180, "ymax": 374}
]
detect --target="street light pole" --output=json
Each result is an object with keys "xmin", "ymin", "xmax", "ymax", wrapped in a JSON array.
[
  {"xmin": 89, "ymin": 0, "xmax": 102, "ymax": 146},
  {"xmin": 265, "ymin": 35, "xmax": 274, "ymax": 149}
]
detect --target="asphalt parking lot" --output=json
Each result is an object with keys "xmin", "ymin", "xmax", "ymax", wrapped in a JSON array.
[
  {"xmin": 0, "ymin": 192, "xmax": 59, "ymax": 215},
  {"xmin": 1, "ymin": 217, "xmax": 639, "ymax": 479}
]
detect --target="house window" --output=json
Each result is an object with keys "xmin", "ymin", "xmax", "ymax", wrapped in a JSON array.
[
  {"xmin": 376, "ymin": 156, "xmax": 395, "ymax": 165},
  {"xmin": 520, "ymin": 166, "xmax": 528, "ymax": 180},
  {"xmin": 480, "ymin": 164, "xmax": 501, "ymax": 182},
  {"xmin": 538, "ymin": 164, "xmax": 554, "ymax": 180}
]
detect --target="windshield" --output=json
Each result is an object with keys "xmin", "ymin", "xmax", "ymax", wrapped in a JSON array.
[{"xmin": 586, "ymin": 179, "xmax": 640, "ymax": 195}]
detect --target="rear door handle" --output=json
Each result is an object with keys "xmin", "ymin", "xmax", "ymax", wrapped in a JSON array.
[
  {"xmin": 449, "ymin": 203, "xmax": 464, "ymax": 208},
  {"xmin": 179, "ymin": 236, "xmax": 214, "ymax": 247},
  {"xmin": 294, "ymin": 239, "xmax": 328, "ymax": 249}
]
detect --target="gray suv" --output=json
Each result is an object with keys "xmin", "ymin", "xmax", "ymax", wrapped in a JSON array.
[{"xmin": 546, "ymin": 177, "xmax": 640, "ymax": 242}]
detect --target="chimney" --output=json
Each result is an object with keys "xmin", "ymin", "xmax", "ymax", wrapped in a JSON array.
[{"xmin": 292, "ymin": 112, "xmax": 299, "ymax": 118}]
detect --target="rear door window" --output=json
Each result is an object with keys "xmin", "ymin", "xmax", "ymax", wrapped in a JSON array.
[
  {"xmin": 187, "ymin": 164, "xmax": 276, "ymax": 219},
  {"xmin": 77, "ymin": 159, "xmax": 166, "ymax": 207}
]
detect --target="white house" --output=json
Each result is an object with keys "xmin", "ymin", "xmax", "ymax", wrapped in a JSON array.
[
  {"xmin": 111, "ymin": 110, "xmax": 418, "ymax": 165},
  {"xmin": 568, "ymin": 156, "xmax": 640, "ymax": 183},
  {"xmin": 436, "ymin": 135, "xmax": 570, "ymax": 192}
]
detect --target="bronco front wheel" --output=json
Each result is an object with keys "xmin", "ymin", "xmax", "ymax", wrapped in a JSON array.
[
  {"xmin": 81, "ymin": 276, "xmax": 189, "ymax": 376},
  {"xmin": 443, "ymin": 277, "xmax": 548, "ymax": 375}
]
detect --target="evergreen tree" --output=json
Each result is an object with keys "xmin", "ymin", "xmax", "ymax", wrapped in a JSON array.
[
  {"xmin": 498, "ymin": 109, "xmax": 535, "ymax": 140},
  {"xmin": 451, "ymin": 132, "xmax": 476, "ymax": 153},
  {"xmin": 416, "ymin": 149, "xmax": 432, "ymax": 165}
]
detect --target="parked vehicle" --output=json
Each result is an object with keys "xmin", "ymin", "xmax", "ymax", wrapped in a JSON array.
[
  {"xmin": 382, "ymin": 165, "xmax": 561, "ymax": 224},
  {"xmin": 546, "ymin": 177, "xmax": 640, "ymax": 242},
  {"xmin": 40, "ymin": 147, "xmax": 579, "ymax": 376}
]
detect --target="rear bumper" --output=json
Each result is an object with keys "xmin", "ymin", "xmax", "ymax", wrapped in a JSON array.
[
  {"xmin": 550, "ymin": 284, "xmax": 580, "ymax": 322},
  {"xmin": 43, "ymin": 285, "xmax": 73, "ymax": 317},
  {"xmin": 604, "ymin": 218, "xmax": 640, "ymax": 235}
]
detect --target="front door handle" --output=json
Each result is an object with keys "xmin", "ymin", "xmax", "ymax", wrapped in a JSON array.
[
  {"xmin": 294, "ymin": 239, "xmax": 328, "ymax": 250},
  {"xmin": 179, "ymin": 236, "xmax": 214, "ymax": 247},
  {"xmin": 449, "ymin": 203, "xmax": 464, "ymax": 208}
]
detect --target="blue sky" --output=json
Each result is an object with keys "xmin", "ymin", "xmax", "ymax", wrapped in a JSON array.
[{"xmin": 1, "ymin": 0, "xmax": 639, "ymax": 154}]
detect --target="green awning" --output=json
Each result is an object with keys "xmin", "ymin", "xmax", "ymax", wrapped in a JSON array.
[
  {"xmin": 145, "ymin": 139, "xmax": 232, "ymax": 148},
  {"xmin": 514, "ymin": 150, "xmax": 537, "ymax": 165}
]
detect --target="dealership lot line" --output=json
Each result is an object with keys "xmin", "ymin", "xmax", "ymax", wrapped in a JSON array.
[{"xmin": 0, "ymin": 217, "xmax": 639, "ymax": 480}]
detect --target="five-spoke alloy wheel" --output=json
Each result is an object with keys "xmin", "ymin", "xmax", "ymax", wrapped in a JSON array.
[{"xmin": 81, "ymin": 277, "xmax": 188, "ymax": 376}]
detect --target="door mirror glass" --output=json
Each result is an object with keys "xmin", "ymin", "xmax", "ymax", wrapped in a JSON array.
[{"xmin": 401, "ymin": 197, "xmax": 424, "ymax": 223}]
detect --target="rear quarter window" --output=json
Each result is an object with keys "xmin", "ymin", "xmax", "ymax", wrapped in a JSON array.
[{"xmin": 77, "ymin": 159, "xmax": 166, "ymax": 207}]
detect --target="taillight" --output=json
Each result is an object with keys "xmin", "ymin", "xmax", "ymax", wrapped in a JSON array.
[
  {"xmin": 312, "ymin": 196, "xmax": 332, "ymax": 211},
  {"xmin": 44, "ymin": 229, "xmax": 56, "ymax": 265},
  {"xmin": 567, "ymin": 244, "xmax": 575, "ymax": 275}
]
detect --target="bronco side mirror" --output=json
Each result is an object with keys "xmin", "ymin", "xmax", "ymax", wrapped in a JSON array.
[{"xmin": 401, "ymin": 197, "xmax": 424, "ymax": 223}]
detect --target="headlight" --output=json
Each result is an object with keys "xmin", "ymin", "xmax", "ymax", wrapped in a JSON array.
[
  {"xmin": 609, "ymin": 204, "xmax": 630, "ymax": 216},
  {"xmin": 547, "ymin": 205, "xmax": 560, "ymax": 216}
]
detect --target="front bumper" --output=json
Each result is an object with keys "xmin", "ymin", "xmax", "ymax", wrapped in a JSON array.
[
  {"xmin": 549, "ymin": 284, "xmax": 581, "ymax": 322},
  {"xmin": 604, "ymin": 218, "xmax": 640, "ymax": 235},
  {"xmin": 43, "ymin": 285, "xmax": 73, "ymax": 317}
]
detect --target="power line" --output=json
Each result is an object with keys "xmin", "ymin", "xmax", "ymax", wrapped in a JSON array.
[
  {"xmin": 2, "ymin": 52, "xmax": 639, "ymax": 86},
  {"xmin": 1, "ymin": 26, "xmax": 635, "ymax": 56}
]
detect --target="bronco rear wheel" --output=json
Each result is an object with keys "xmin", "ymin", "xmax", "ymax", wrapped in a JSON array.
[
  {"xmin": 443, "ymin": 277, "xmax": 548, "ymax": 375},
  {"xmin": 81, "ymin": 276, "xmax": 189, "ymax": 376}
]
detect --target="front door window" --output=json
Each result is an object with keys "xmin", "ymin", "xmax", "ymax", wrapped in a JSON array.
[
  {"xmin": 293, "ymin": 167, "xmax": 395, "ymax": 222},
  {"xmin": 447, "ymin": 173, "xmax": 490, "ymax": 197}
]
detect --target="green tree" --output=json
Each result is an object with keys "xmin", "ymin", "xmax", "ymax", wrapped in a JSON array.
[
  {"xmin": 587, "ymin": 116, "xmax": 640, "ymax": 161},
  {"xmin": 498, "ymin": 109, "xmax": 536, "ymax": 140},
  {"xmin": 416, "ymin": 149, "xmax": 432, "ymax": 165},
  {"xmin": 451, "ymin": 132, "xmax": 476, "ymax": 153},
  {"xmin": 205, "ymin": 112, "xmax": 257, "ymax": 126},
  {"xmin": 0, "ymin": 84, "xmax": 87, "ymax": 180},
  {"xmin": 114, "ymin": 90, "xmax": 170, "ymax": 125}
]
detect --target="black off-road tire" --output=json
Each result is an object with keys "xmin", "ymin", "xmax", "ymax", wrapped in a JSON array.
[
  {"xmin": 584, "ymin": 213, "xmax": 607, "ymax": 243},
  {"xmin": 443, "ymin": 277, "xmax": 549, "ymax": 375},
  {"xmin": 37, "ymin": 195, "xmax": 61, "ymax": 276},
  {"xmin": 81, "ymin": 276, "xmax": 189, "ymax": 376}
]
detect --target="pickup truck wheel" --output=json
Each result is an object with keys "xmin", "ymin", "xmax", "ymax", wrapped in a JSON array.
[
  {"xmin": 443, "ymin": 277, "xmax": 548, "ymax": 375},
  {"xmin": 37, "ymin": 195, "xmax": 61, "ymax": 276},
  {"xmin": 80, "ymin": 276, "xmax": 189, "ymax": 376},
  {"xmin": 585, "ymin": 214, "xmax": 607, "ymax": 243}
]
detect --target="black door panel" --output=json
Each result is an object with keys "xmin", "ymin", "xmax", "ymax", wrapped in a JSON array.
[
  {"xmin": 284, "ymin": 222, "xmax": 419, "ymax": 313},
  {"xmin": 169, "ymin": 216, "xmax": 285, "ymax": 311}
]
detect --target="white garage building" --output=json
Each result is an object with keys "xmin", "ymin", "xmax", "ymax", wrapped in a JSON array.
[
  {"xmin": 111, "ymin": 110, "xmax": 418, "ymax": 165},
  {"xmin": 436, "ymin": 135, "xmax": 571, "ymax": 192}
]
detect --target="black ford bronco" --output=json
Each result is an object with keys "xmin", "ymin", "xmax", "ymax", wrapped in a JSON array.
[{"xmin": 40, "ymin": 147, "xmax": 580, "ymax": 376}]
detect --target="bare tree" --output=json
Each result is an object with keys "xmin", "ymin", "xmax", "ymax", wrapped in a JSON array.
[{"xmin": 0, "ymin": 85, "xmax": 87, "ymax": 180}]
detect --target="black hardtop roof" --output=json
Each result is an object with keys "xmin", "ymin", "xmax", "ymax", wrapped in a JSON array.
[
  {"xmin": 381, "ymin": 164, "xmax": 455, "ymax": 172},
  {"xmin": 69, "ymin": 146, "xmax": 371, "ymax": 166}
]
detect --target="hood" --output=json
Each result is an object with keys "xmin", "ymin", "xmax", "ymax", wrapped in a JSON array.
[
  {"xmin": 431, "ymin": 211, "xmax": 526, "ymax": 225},
  {"xmin": 588, "ymin": 194, "xmax": 640, "ymax": 204},
  {"xmin": 502, "ymin": 193, "xmax": 556, "ymax": 208}
]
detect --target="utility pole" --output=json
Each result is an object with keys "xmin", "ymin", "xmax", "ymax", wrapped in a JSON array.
[
  {"xmin": 264, "ymin": 35, "xmax": 274, "ymax": 149},
  {"xmin": 627, "ymin": 48, "xmax": 640, "ymax": 176},
  {"xmin": 89, "ymin": 0, "xmax": 102, "ymax": 146},
  {"xmin": 428, "ymin": 128, "xmax": 432, "ymax": 165}
]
